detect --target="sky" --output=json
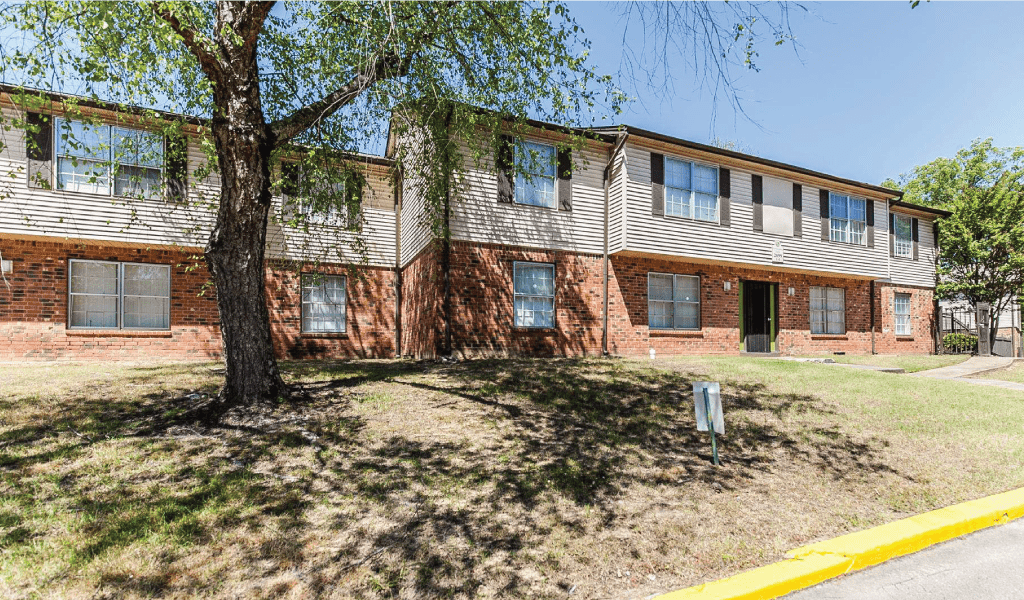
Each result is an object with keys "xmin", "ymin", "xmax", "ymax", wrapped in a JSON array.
[{"xmin": 569, "ymin": 1, "xmax": 1024, "ymax": 186}]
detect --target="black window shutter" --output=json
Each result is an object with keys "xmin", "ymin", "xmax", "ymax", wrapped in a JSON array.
[
  {"xmin": 932, "ymin": 221, "xmax": 940, "ymax": 249},
  {"xmin": 792, "ymin": 183, "xmax": 803, "ymax": 238},
  {"xmin": 819, "ymin": 189, "xmax": 830, "ymax": 241},
  {"xmin": 496, "ymin": 135, "xmax": 514, "ymax": 204},
  {"xmin": 281, "ymin": 162, "xmax": 301, "ymax": 197},
  {"xmin": 345, "ymin": 175, "xmax": 363, "ymax": 231},
  {"xmin": 164, "ymin": 134, "xmax": 188, "ymax": 203},
  {"xmin": 889, "ymin": 212, "xmax": 895, "ymax": 257},
  {"xmin": 557, "ymin": 147, "xmax": 572, "ymax": 212},
  {"xmin": 751, "ymin": 174, "xmax": 763, "ymax": 232},
  {"xmin": 651, "ymin": 152, "xmax": 664, "ymax": 216},
  {"xmin": 719, "ymin": 167, "xmax": 731, "ymax": 226},
  {"xmin": 866, "ymin": 200, "xmax": 875, "ymax": 248},
  {"xmin": 26, "ymin": 112, "xmax": 53, "ymax": 189},
  {"xmin": 912, "ymin": 217, "xmax": 920, "ymax": 261}
]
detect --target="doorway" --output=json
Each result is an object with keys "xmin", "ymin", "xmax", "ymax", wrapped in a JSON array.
[{"xmin": 741, "ymin": 281, "xmax": 778, "ymax": 353}]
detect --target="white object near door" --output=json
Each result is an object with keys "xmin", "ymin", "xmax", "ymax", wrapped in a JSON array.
[
  {"xmin": 693, "ymin": 381, "xmax": 724, "ymax": 435},
  {"xmin": 771, "ymin": 240, "xmax": 784, "ymax": 264}
]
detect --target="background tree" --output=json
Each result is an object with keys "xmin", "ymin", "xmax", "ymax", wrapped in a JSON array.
[
  {"xmin": 885, "ymin": 139, "xmax": 1024, "ymax": 347},
  {"xmin": 0, "ymin": 1, "xmax": 799, "ymax": 414}
]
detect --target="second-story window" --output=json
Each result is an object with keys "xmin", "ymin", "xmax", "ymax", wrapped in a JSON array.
[
  {"xmin": 300, "ymin": 182, "xmax": 359, "ymax": 229},
  {"xmin": 514, "ymin": 141, "xmax": 556, "ymax": 208},
  {"xmin": 829, "ymin": 192, "xmax": 866, "ymax": 245},
  {"xmin": 894, "ymin": 214, "xmax": 913, "ymax": 258},
  {"xmin": 56, "ymin": 118, "xmax": 164, "ymax": 199},
  {"xmin": 665, "ymin": 157, "xmax": 718, "ymax": 222}
]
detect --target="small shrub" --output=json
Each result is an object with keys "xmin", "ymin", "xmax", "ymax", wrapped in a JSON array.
[{"xmin": 943, "ymin": 332, "xmax": 978, "ymax": 352}]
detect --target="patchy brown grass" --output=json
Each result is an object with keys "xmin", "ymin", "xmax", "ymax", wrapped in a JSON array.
[
  {"xmin": 2, "ymin": 357, "xmax": 1024, "ymax": 600},
  {"xmin": 797, "ymin": 353, "xmax": 970, "ymax": 373}
]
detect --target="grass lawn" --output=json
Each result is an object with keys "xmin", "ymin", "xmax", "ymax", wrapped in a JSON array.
[
  {"xmin": 2, "ymin": 357, "xmax": 1024, "ymax": 599},
  {"xmin": 974, "ymin": 361, "xmax": 1024, "ymax": 384},
  {"xmin": 798, "ymin": 353, "xmax": 970, "ymax": 373}
]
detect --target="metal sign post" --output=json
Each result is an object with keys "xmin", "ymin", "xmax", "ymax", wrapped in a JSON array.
[{"xmin": 693, "ymin": 382, "xmax": 724, "ymax": 466}]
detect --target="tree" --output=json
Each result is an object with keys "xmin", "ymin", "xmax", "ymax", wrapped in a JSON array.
[
  {"xmin": 0, "ymin": 1, "xmax": 800, "ymax": 414},
  {"xmin": 885, "ymin": 139, "xmax": 1024, "ymax": 347}
]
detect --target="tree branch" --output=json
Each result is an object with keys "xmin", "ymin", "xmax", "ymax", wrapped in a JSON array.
[{"xmin": 150, "ymin": 2, "xmax": 223, "ymax": 78}]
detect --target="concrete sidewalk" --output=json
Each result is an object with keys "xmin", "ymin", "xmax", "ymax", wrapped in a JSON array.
[
  {"xmin": 910, "ymin": 356, "xmax": 1024, "ymax": 391},
  {"xmin": 783, "ymin": 519, "xmax": 1024, "ymax": 599}
]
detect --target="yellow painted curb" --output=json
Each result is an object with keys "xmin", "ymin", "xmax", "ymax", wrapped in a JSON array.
[{"xmin": 655, "ymin": 486, "xmax": 1024, "ymax": 600}]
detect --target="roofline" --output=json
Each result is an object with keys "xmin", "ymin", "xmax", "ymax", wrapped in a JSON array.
[
  {"xmin": 595, "ymin": 124, "xmax": 904, "ymax": 199},
  {"xmin": 888, "ymin": 199, "xmax": 951, "ymax": 218},
  {"xmin": 0, "ymin": 83, "xmax": 395, "ymax": 168}
]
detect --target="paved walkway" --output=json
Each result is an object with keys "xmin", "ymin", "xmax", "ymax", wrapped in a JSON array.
[
  {"xmin": 784, "ymin": 519, "xmax": 1024, "ymax": 599},
  {"xmin": 910, "ymin": 356, "xmax": 1024, "ymax": 391}
]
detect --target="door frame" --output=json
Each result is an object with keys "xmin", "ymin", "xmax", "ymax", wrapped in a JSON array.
[{"xmin": 739, "ymin": 280, "xmax": 779, "ymax": 353}]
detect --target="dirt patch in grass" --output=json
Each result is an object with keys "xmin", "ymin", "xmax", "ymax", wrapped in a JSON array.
[{"xmin": 2, "ymin": 357, "xmax": 1023, "ymax": 599}]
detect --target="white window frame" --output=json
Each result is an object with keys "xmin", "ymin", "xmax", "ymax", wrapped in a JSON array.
[
  {"xmin": 829, "ymin": 192, "xmax": 867, "ymax": 245},
  {"xmin": 810, "ymin": 286, "xmax": 846, "ymax": 335},
  {"xmin": 513, "ymin": 261, "xmax": 556, "ymax": 329},
  {"xmin": 893, "ymin": 213, "xmax": 913, "ymax": 258},
  {"xmin": 301, "ymin": 274, "xmax": 347, "ymax": 334},
  {"xmin": 514, "ymin": 140, "xmax": 557, "ymax": 209},
  {"xmin": 299, "ymin": 181, "xmax": 357, "ymax": 229},
  {"xmin": 67, "ymin": 259, "xmax": 171, "ymax": 330},
  {"xmin": 647, "ymin": 273, "xmax": 701, "ymax": 330},
  {"xmin": 894, "ymin": 292, "xmax": 912, "ymax": 336},
  {"xmin": 55, "ymin": 117, "xmax": 165, "ymax": 199},
  {"xmin": 664, "ymin": 156, "xmax": 719, "ymax": 223}
]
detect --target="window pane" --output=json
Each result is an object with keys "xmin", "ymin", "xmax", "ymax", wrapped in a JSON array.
[
  {"xmin": 849, "ymin": 198, "xmax": 866, "ymax": 222},
  {"xmin": 648, "ymin": 300, "xmax": 673, "ymax": 329},
  {"xmin": 56, "ymin": 118, "xmax": 109, "ymax": 161},
  {"xmin": 515, "ymin": 296, "xmax": 554, "ymax": 328},
  {"xmin": 665, "ymin": 158, "xmax": 690, "ymax": 190},
  {"xmin": 648, "ymin": 274, "xmax": 673, "ymax": 301},
  {"xmin": 517, "ymin": 141, "xmax": 555, "ymax": 178},
  {"xmin": 515, "ymin": 173, "xmax": 556, "ymax": 208},
  {"xmin": 57, "ymin": 157, "xmax": 109, "ymax": 195},
  {"xmin": 810, "ymin": 310, "xmax": 826, "ymax": 335},
  {"xmin": 673, "ymin": 275, "xmax": 699, "ymax": 303},
  {"xmin": 301, "ymin": 275, "xmax": 346, "ymax": 333},
  {"xmin": 114, "ymin": 165, "xmax": 162, "ymax": 199},
  {"xmin": 123, "ymin": 296, "xmax": 169, "ymax": 329},
  {"xmin": 826, "ymin": 287, "xmax": 844, "ymax": 310},
  {"xmin": 665, "ymin": 186, "xmax": 691, "ymax": 218},
  {"xmin": 514, "ymin": 264, "xmax": 554, "ymax": 297},
  {"xmin": 692, "ymin": 164, "xmax": 718, "ymax": 195},
  {"xmin": 830, "ymin": 218, "xmax": 848, "ymax": 243},
  {"xmin": 694, "ymin": 192, "xmax": 718, "ymax": 222},
  {"xmin": 830, "ymin": 194, "xmax": 848, "ymax": 219},
  {"xmin": 849, "ymin": 220, "xmax": 866, "ymax": 245},
  {"xmin": 675, "ymin": 302, "xmax": 699, "ymax": 329},
  {"xmin": 124, "ymin": 264, "xmax": 170, "ymax": 297},
  {"xmin": 70, "ymin": 261, "xmax": 117, "ymax": 295},
  {"xmin": 70, "ymin": 294, "xmax": 117, "ymax": 328},
  {"xmin": 112, "ymin": 127, "xmax": 163, "ymax": 168}
]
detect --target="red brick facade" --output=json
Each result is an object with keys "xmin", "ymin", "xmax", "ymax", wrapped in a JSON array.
[
  {"xmin": 0, "ymin": 237, "xmax": 396, "ymax": 361},
  {"xmin": 1, "ymin": 236, "xmax": 937, "ymax": 360}
]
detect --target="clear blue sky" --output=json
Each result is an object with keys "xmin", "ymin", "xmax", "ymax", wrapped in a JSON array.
[{"xmin": 570, "ymin": 1, "xmax": 1024, "ymax": 186}]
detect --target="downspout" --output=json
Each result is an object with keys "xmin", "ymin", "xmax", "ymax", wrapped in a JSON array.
[
  {"xmin": 602, "ymin": 133, "xmax": 629, "ymax": 356},
  {"xmin": 870, "ymin": 279, "xmax": 875, "ymax": 355},
  {"xmin": 441, "ymin": 110, "xmax": 453, "ymax": 357},
  {"xmin": 394, "ymin": 168, "xmax": 403, "ymax": 358}
]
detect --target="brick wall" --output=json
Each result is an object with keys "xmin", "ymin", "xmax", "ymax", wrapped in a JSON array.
[
  {"xmin": 0, "ymin": 237, "xmax": 397, "ymax": 361},
  {"xmin": 400, "ymin": 244, "xmax": 442, "ymax": 358},
  {"xmin": 874, "ymin": 283, "xmax": 936, "ymax": 354}
]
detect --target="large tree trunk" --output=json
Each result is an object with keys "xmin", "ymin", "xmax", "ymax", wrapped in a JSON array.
[{"xmin": 202, "ymin": 4, "xmax": 289, "ymax": 411}]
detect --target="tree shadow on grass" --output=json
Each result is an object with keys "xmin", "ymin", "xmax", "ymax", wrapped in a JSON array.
[{"xmin": 0, "ymin": 357, "xmax": 913, "ymax": 599}]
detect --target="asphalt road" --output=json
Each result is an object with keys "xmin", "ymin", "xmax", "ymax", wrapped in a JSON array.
[{"xmin": 784, "ymin": 519, "xmax": 1024, "ymax": 599}]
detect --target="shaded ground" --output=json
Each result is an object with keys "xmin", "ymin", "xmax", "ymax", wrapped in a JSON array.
[
  {"xmin": 797, "ymin": 354, "xmax": 970, "ymax": 373},
  {"xmin": 1, "ymin": 357, "xmax": 1023, "ymax": 599}
]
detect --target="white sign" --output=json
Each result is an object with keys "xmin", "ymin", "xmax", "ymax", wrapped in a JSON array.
[
  {"xmin": 693, "ymin": 382, "xmax": 724, "ymax": 435},
  {"xmin": 771, "ymin": 240, "xmax": 784, "ymax": 264}
]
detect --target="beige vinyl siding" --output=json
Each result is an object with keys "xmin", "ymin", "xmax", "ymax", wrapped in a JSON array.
[
  {"xmin": 621, "ymin": 142, "xmax": 895, "ymax": 280},
  {"xmin": 889, "ymin": 211, "xmax": 937, "ymax": 288},
  {"xmin": 607, "ymin": 146, "xmax": 627, "ymax": 254},
  {"xmin": 448, "ymin": 139, "xmax": 607, "ymax": 256},
  {"xmin": 397, "ymin": 169, "xmax": 434, "ymax": 267}
]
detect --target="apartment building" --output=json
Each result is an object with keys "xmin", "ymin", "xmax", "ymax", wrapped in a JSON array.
[{"xmin": 0, "ymin": 87, "xmax": 949, "ymax": 360}]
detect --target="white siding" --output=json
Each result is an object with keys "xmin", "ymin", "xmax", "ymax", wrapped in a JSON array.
[
  {"xmin": 608, "ymin": 146, "xmax": 627, "ymax": 254},
  {"xmin": 621, "ymin": 142, "xmax": 903, "ymax": 281},
  {"xmin": 448, "ymin": 139, "xmax": 608, "ymax": 256},
  {"xmin": 888, "ymin": 211, "xmax": 938, "ymax": 288}
]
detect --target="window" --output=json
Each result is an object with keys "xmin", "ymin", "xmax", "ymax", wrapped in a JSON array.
[
  {"xmin": 829, "ymin": 193, "xmax": 866, "ymax": 245},
  {"xmin": 894, "ymin": 214, "xmax": 913, "ymax": 258},
  {"xmin": 301, "ymin": 275, "xmax": 347, "ymax": 333},
  {"xmin": 513, "ymin": 262, "xmax": 555, "ymax": 328},
  {"xmin": 56, "ymin": 118, "xmax": 164, "ymax": 199},
  {"xmin": 665, "ymin": 157, "xmax": 718, "ymax": 222},
  {"xmin": 648, "ymin": 273, "xmax": 700, "ymax": 330},
  {"xmin": 514, "ymin": 141, "xmax": 556, "ymax": 208},
  {"xmin": 300, "ymin": 182, "xmax": 358, "ymax": 229},
  {"xmin": 68, "ymin": 260, "xmax": 170, "ymax": 329},
  {"xmin": 810, "ymin": 286, "xmax": 845, "ymax": 335},
  {"xmin": 894, "ymin": 293, "xmax": 912, "ymax": 336}
]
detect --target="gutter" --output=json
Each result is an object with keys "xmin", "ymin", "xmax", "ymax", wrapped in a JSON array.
[{"xmin": 602, "ymin": 133, "xmax": 629, "ymax": 356}]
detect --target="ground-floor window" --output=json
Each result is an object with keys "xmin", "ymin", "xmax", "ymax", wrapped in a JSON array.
[
  {"xmin": 301, "ymin": 274, "xmax": 347, "ymax": 333},
  {"xmin": 68, "ymin": 260, "xmax": 170, "ymax": 329},
  {"xmin": 648, "ymin": 273, "xmax": 700, "ymax": 330},
  {"xmin": 894, "ymin": 292, "xmax": 912, "ymax": 336},
  {"xmin": 513, "ymin": 262, "xmax": 555, "ymax": 328},
  {"xmin": 810, "ymin": 286, "xmax": 845, "ymax": 334}
]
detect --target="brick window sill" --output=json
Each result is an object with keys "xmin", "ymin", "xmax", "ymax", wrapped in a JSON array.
[
  {"xmin": 896, "ymin": 336, "xmax": 915, "ymax": 341},
  {"xmin": 810, "ymin": 335, "xmax": 849, "ymax": 341},
  {"xmin": 513, "ymin": 328, "xmax": 557, "ymax": 334},
  {"xmin": 66, "ymin": 329, "xmax": 173, "ymax": 338},
  {"xmin": 650, "ymin": 330, "xmax": 704, "ymax": 338},
  {"xmin": 301, "ymin": 333, "xmax": 349, "ymax": 339}
]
